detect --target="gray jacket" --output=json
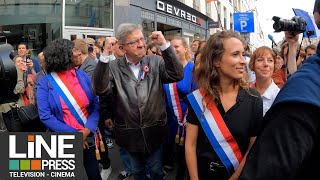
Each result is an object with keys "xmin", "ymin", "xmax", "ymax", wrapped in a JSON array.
[
  {"xmin": 93, "ymin": 46, "xmax": 184, "ymax": 153},
  {"xmin": 79, "ymin": 56, "xmax": 97, "ymax": 78}
]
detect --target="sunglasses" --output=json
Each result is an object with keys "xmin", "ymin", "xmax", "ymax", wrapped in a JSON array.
[{"xmin": 151, "ymin": 50, "xmax": 158, "ymax": 55}]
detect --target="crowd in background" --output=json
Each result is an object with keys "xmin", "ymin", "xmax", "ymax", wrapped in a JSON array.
[{"xmin": 0, "ymin": 10, "xmax": 320, "ymax": 179}]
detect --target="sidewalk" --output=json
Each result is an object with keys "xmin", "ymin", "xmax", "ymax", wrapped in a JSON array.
[{"xmin": 107, "ymin": 143, "xmax": 178, "ymax": 180}]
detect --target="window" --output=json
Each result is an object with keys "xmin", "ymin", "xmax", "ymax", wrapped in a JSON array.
[
  {"xmin": 0, "ymin": 0, "xmax": 62, "ymax": 53},
  {"xmin": 193, "ymin": 0, "xmax": 200, "ymax": 11},
  {"xmin": 206, "ymin": 3, "xmax": 211, "ymax": 16},
  {"xmin": 65, "ymin": 0, "xmax": 113, "ymax": 28},
  {"xmin": 224, "ymin": 7, "xmax": 227, "ymax": 29},
  {"xmin": 230, "ymin": 13, "xmax": 233, "ymax": 30}
]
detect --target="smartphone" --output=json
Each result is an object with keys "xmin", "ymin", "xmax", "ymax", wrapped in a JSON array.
[
  {"xmin": 25, "ymin": 54, "xmax": 30, "ymax": 65},
  {"xmin": 88, "ymin": 46, "xmax": 94, "ymax": 53}
]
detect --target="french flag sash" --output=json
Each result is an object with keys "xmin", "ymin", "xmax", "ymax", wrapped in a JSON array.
[
  {"xmin": 47, "ymin": 72, "xmax": 89, "ymax": 126},
  {"xmin": 164, "ymin": 83, "xmax": 186, "ymax": 125},
  {"xmin": 187, "ymin": 89, "xmax": 243, "ymax": 174}
]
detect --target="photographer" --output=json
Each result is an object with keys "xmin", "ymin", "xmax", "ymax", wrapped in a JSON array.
[
  {"xmin": 284, "ymin": 31, "xmax": 299, "ymax": 76},
  {"xmin": 0, "ymin": 56, "xmax": 33, "ymax": 132},
  {"xmin": 239, "ymin": 0, "xmax": 320, "ymax": 179}
]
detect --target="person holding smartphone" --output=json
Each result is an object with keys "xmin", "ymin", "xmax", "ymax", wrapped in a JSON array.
[{"xmin": 17, "ymin": 42, "xmax": 41, "ymax": 75}]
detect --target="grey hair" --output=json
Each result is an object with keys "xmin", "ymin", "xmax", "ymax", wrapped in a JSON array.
[
  {"xmin": 13, "ymin": 55, "xmax": 23, "ymax": 63},
  {"xmin": 116, "ymin": 23, "xmax": 143, "ymax": 45}
]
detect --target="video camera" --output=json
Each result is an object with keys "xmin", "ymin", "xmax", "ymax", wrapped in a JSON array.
[
  {"xmin": 0, "ymin": 43, "xmax": 19, "ymax": 104},
  {"xmin": 272, "ymin": 16, "xmax": 307, "ymax": 33}
]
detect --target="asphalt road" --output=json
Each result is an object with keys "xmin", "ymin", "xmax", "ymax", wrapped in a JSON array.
[
  {"xmin": 107, "ymin": 142, "xmax": 178, "ymax": 180},
  {"xmin": 0, "ymin": 114, "xmax": 179, "ymax": 180}
]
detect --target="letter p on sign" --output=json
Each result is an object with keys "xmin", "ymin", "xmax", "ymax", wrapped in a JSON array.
[{"xmin": 240, "ymin": 21, "xmax": 247, "ymax": 30}]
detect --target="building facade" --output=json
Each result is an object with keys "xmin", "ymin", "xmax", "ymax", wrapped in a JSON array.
[
  {"xmin": 114, "ymin": 0, "xmax": 211, "ymax": 45},
  {"xmin": 0, "ymin": 0, "xmax": 214, "ymax": 54},
  {"xmin": 205, "ymin": 0, "xmax": 264, "ymax": 49},
  {"xmin": 0, "ymin": 0, "xmax": 114, "ymax": 56}
]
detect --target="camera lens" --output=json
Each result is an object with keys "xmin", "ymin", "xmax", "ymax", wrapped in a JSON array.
[
  {"xmin": 272, "ymin": 16, "xmax": 306, "ymax": 33},
  {"xmin": 0, "ymin": 44, "xmax": 19, "ymax": 103}
]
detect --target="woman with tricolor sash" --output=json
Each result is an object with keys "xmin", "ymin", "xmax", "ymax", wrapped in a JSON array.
[
  {"xmin": 185, "ymin": 30, "xmax": 263, "ymax": 180},
  {"xmin": 36, "ymin": 39, "xmax": 102, "ymax": 180},
  {"xmin": 163, "ymin": 36, "xmax": 196, "ymax": 179}
]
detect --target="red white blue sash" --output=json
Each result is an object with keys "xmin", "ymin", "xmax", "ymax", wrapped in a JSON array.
[
  {"xmin": 187, "ymin": 89, "xmax": 243, "ymax": 174},
  {"xmin": 47, "ymin": 72, "xmax": 89, "ymax": 126},
  {"xmin": 165, "ymin": 83, "xmax": 186, "ymax": 125}
]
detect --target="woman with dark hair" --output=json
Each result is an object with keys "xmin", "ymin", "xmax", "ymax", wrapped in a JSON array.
[
  {"xmin": 36, "ymin": 39, "xmax": 102, "ymax": 180},
  {"xmin": 185, "ymin": 30, "xmax": 263, "ymax": 180},
  {"xmin": 146, "ymin": 42, "xmax": 159, "ymax": 55}
]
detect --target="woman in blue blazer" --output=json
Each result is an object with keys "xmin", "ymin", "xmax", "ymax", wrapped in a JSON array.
[{"xmin": 36, "ymin": 39, "xmax": 101, "ymax": 180}]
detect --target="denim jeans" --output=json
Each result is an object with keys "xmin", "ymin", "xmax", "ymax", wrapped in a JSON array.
[
  {"xmin": 119, "ymin": 147, "xmax": 132, "ymax": 173},
  {"xmin": 127, "ymin": 146, "xmax": 163, "ymax": 180}
]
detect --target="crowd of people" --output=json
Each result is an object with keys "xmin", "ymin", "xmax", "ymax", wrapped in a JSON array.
[{"xmin": 1, "ymin": 1, "xmax": 320, "ymax": 179}]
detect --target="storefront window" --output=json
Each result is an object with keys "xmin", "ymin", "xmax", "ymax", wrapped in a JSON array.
[
  {"xmin": 65, "ymin": 0, "xmax": 113, "ymax": 29},
  {"xmin": 142, "ymin": 20, "xmax": 155, "ymax": 43},
  {"xmin": 0, "ymin": 0, "xmax": 62, "ymax": 56}
]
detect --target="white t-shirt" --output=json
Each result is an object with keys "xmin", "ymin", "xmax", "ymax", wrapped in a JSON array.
[{"xmin": 261, "ymin": 80, "xmax": 280, "ymax": 116}]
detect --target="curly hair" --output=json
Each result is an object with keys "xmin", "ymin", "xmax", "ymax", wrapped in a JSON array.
[
  {"xmin": 196, "ymin": 30, "xmax": 248, "ymax": 103},
  {"xmin": 44, "ymin": 39, "xmax": 74, "ymax": 73}
]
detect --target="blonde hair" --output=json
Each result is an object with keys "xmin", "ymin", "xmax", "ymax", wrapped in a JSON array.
[
  {"xmin": 171, "ymin": 36, "xmax": 192, "ymax": 61},
  {"xmin": 73, "ymin": 39, "xmax": 88, "ymax": 55}
]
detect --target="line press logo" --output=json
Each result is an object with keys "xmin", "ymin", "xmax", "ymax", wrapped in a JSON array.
[{"xmin": 0, "ymin": 132, "xmax": 83, "ymax": 180}]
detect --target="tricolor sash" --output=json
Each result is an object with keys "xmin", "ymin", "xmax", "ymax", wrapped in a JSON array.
[
  {"xmin": 164, "ymin": 83, "xmax": 188, "ymax": 145},
  {"xmin": 47, "ymin": 71, "xmax": 105, "ymax": 160},
  {"xmin": 187, "ymin": 89, "xmax": 243, "ymax": 174},
  {"xmin": 165, "ymin": 83, "xmax": 185, "ymax": 125},
  {"xmin": 47, "ymin": 72, "xmax": 89, "ymax": 127}
]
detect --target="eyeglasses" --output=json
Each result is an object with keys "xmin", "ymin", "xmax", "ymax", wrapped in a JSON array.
[
  {"xmin": 123, "ymin": 37, "xmax": 146, "ymax": 46},
  {"xmin": 151, "ymin": 50, "xmax": 158, "ymax": 55}
]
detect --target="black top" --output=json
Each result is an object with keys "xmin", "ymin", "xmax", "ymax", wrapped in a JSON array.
[
  {"xmin": 187, "ymin": 88, "xmax": 263, "ymax": 180},
  {"xmin": 239, "ymin": 103, "xmax": 320, "ymax": 180}
]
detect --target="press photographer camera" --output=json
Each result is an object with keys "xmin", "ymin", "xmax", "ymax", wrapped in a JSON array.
[
  {"xmin": 0, "ymin": 43, "xmax": 18, "ymax": 104},
  {"xmin": 272, "ymin": 16, "xmax": 307, "ymax": 33}
]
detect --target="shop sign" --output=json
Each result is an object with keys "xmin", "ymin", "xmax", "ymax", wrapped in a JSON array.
[{"xmin": 156, "ymin": 0, "xmax": 202, "ymax": 25}]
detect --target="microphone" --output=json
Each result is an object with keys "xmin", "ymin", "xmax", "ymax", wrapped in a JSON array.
[{"xmin": 268, "ymin": 34, "xmax": 277, "ymax": 46}]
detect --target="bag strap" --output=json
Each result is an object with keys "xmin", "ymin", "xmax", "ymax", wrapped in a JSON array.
[{"xmin": 187, "ymin": 89, "xmax": 243, "ymax": 175}]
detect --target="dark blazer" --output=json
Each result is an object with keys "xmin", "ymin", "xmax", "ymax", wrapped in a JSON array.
[
  {"xmin": 79, "ymin": 56, "xmax": 97, "ymax": 78},
  {"xmin": 93, "ymin": 46, "xmax": 184, "ymax": 153}
]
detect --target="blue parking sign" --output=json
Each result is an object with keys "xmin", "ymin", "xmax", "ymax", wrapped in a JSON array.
[{"xmin": 233, "ymin": 12, "xmax": 254, "ymax": 33}]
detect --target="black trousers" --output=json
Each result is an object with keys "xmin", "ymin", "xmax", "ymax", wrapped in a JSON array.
[
  {"xmin": 98, "ymin": 121, "xmax": 111, "ymax": 169},
  {"xmin": 2, "ymin": 108, "xmax": 23, "ymax": 132},
  {"xmin": 163, "ymin": 139, "xmax": 189, "ymax": 180}
]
